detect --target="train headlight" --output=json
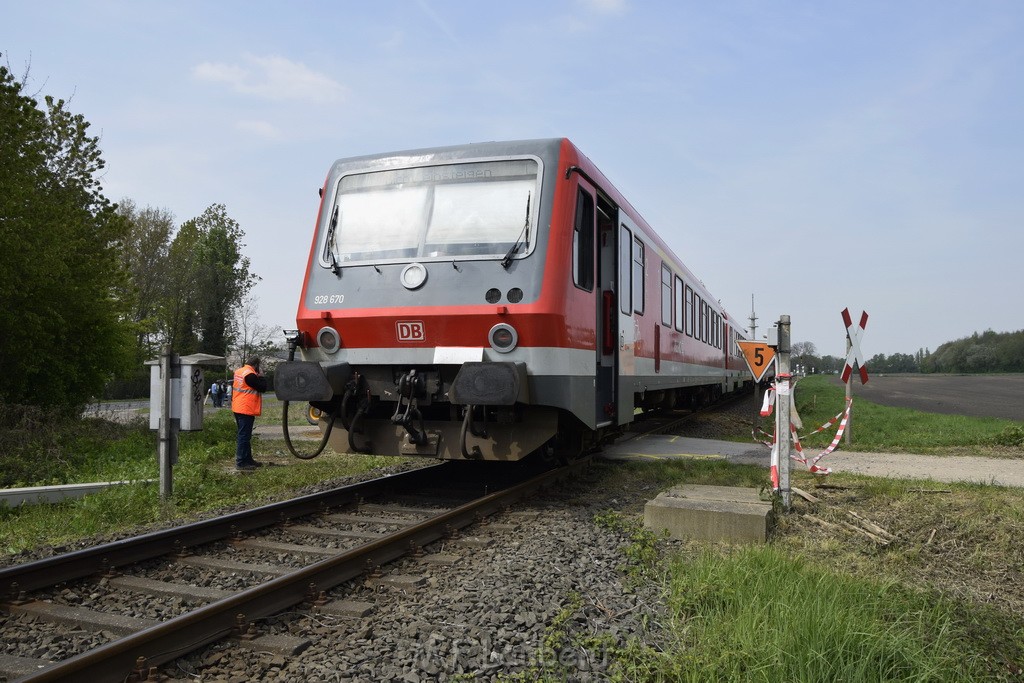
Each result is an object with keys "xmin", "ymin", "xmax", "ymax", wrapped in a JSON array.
[
  {"xmin": 317, "ymin": 326, "xmax": 341, "ymax": 354},
  {"xmin": 400, "ymin": 262, "xmax": 428, "ymax": 290},
  {"xmin": 488, "ymin": 323, "xmax": 518, "ymax": 353}
]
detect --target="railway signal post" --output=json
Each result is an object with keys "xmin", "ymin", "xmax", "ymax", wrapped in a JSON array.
[{"xmin": 841, "ymin": 308, "xmax": 869, "ymax": 445}]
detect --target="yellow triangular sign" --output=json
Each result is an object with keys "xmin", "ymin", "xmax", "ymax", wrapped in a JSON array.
[{"xmin": 736, "ymin": 340, "xmax": 776, "ymax": 382}]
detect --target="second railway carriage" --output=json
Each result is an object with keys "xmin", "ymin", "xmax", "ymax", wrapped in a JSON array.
[{"xmin": 275, "ymin": 138, "xmax": 750, "ymax": 461}]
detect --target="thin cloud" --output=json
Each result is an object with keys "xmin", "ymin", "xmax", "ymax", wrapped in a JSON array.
[
  {"xmin": 577, "ymin": 0, "xmax": 628, "ymax": 15},
  {"xmin": 235, "ymin": 119, "xmax": 280, "ymax": 139},
  {"xmin": 414, "ymin": 1, "xmax": 460, "ymax": 46},
  {"xmin": 193, "ymin": 54, "xmax": 346, "ymax": 103}
]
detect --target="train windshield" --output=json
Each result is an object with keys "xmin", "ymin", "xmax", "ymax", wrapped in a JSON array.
[{"xmin": 323, "ymin": 158, "xmax": 538, "ymax": 266}]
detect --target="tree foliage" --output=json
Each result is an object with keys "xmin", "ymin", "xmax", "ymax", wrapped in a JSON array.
[
  {"xmin": 921, "ymin": 330, "xmax": 1024, "ymax": 374},
  {"xmin": 114, "ymin": 199, "xmax": 175, "ymax": 365},
  {"xmin": 790, "ymin": 329, "xmax": 1023, "ymax": 376},
  {"xmin": 0, "ymin": 61, "xmax": 132, "ymax": 409},
  {"xmin": 164, "ymin": 203, "xmax": 260, "ymax": 356}
]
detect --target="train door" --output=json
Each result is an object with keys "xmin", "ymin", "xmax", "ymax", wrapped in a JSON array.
[
  {"xmin": 574, "ymin": 180, "xmax": 617, "ymax": 428},
  {"xmin": 616, "ymin": 213, "xmax": 640, "ymax": 425},
  {"xmin": 595, "ymin": 196, "xmax": 618, "ymax": 427}
]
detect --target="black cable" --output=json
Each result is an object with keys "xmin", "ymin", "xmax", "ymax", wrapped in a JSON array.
[{"xmin": 281, "ymin": 336, "xmax": 334, "ymax": 460}]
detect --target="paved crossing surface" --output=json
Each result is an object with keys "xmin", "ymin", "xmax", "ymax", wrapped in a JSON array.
[{"xmin": 600, "ymin": 435, "xmax": 1024, "ymax": 488}]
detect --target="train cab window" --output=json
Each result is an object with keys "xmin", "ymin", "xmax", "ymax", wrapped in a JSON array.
[
  {"xmin": 661, "ymin": 265, "xmax": 672, "ymax": 327},
  {"xmin": 674, "ymin": 276, "xmax": 684, "ymax": 332},
  {"xmin": 572, "ymin": 189, "xmax": 595, "ymax": 291},
  {"xmin": 684, "ymin": 285, "xmax": 694, "ymax": 336},
  {"xmin": 323, "ymin": 158, "xmax": 540, "ymax": 267},
  {"xmin": 632, "ymin": 237, "xmax": 645, "ymax": 314},
  {"xmin": 619, "ymin": 224, "xmax": 631, "ymax": 314}
]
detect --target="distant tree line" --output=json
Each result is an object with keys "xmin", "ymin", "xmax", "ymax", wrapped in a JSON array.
[
  {"xmin": 1, "ymin": 59, "xmax": 275, "ymax": 411},
  {"xmin": 789, "ymin": 330, "xmax": 1024, "ymax": 376},
  {"xmin": 920, "ymin": 329, "xmax": 1024, "ymax": 373}
]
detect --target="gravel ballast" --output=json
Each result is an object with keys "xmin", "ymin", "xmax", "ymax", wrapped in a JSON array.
[{"xmin": 163, "ymin": 472, "xmax": 661, "ymax": 682}]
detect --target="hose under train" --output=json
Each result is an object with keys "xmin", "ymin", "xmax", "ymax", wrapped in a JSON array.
[{"xmin": 281, "ymin": 341, "xmax": 334, "ymax": 460}]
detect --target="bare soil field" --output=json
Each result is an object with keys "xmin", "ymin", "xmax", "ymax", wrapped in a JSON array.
[{"xmin": 828, "ymin": 373, "xmax": 1024, "ymax": 422}]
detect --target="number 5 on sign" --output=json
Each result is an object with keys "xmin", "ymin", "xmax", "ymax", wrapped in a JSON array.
[{"xmin": 736, "ymin": 340, "xmax": 776, "ymax": 382}]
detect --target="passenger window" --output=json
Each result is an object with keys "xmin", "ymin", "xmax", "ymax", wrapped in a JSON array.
[
  {"xmin": 700, "ymin": 299, "xmax": 708, "ymax": 343},
  {"xmin": 572, "ymin": 189, "xmax": 594, "ymax": 291},
  {"xmin": 685, "ymin": 285, "xmax": 694, "ymax": 336},
  {"xmin": 661, "ymin": 265, "xmax": 672, "ymax": 326},
  {"xmin": 619, "ymin": 225, "xmax": 631, "ymax": 315},
  {"xmin": 632, "ymin": 237, "xmax": 645, "ymax": 314},
  {"xmin": 674, "ymin": 276, "xmax": 684, "ymax": 332}
]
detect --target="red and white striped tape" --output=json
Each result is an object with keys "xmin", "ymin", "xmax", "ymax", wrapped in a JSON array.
[
  {"xmin": 752, "ymin": 396, "xmax": 854, "ymax": 477},
  {"xmin": 760, "ymin": 388, "xmax": 775, "ymax": 417},
  {"xmin": 806, "ymin": 397, "xmax": 852, "ymax": 470}
]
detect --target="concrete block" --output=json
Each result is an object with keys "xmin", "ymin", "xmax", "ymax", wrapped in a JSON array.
[{"xmin": 644, "ymin": 485, "xmax": 773, "ymax": 544}]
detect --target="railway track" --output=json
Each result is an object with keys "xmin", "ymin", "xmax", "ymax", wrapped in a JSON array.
[
  {"xmin": 0, "ymin": 459, "xmax": 588, "ymax": 682},
  {"xmin": 622, "ymin": 388, "xmax": 757, "ymax": 441}
]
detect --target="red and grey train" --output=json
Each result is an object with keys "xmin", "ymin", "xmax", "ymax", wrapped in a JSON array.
[{"xmin": 275, "ymin": 138, "xmax": 750, "ymax": 461}]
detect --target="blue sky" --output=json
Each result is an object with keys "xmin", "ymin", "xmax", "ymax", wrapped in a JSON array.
[{"xmin": 4, "ymin": 0, "xmax": 1022, "ymax": 359}]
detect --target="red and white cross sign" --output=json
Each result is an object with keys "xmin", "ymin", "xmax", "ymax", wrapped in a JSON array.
[{"xmin": 841, "ymin": 308, "xmax": 869, "ymax": 384}]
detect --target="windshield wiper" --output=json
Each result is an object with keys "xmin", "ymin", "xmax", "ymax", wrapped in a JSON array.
[
  {"xmin": 500, "ymin": 192, "xmax": 531, "ymax": 270},
  {"xmin": 325, "ymin": 206, "xmax": 341, "ymax": 275}
]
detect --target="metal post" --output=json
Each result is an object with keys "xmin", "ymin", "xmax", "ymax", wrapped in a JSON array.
[
  {"xmin": 750, "ymin": 295, "xmax": 759, "ymax": 434},
  {"xmin": 158, "ymin": 344, "xmax": 176, "ymax": 500},
  {"xmin": 776, "ymin": 315, "xmax": 792, "ymax": 510}
]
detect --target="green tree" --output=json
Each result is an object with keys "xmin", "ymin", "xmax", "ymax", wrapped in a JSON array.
[
  {"xmin": 114, "ymin": 199, "xmax": 175, "ymax": 365},
  {"xmin": 0, "ymin": 61, "xmax": 132, "ymax": 409},
  {"xmin": 791, "ymin": 341, "xmax": 819, "ymax": 374},
  {"xmin": 923, "ymin": 330, "xmax": 1023, "ymax": 373},
  {"xmin": 164, "ymin": 204, "xmax": 259, "ymax": 356}
]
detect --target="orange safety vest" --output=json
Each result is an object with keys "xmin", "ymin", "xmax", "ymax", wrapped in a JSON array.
[{"xmin": 232, "ymin": 365, "xmax": 262, "ymax": 416}]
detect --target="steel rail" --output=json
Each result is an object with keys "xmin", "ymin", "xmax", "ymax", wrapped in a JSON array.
[
  {"xmin": 14, "ymin": 459, "xmax": 587, "ymax": 682},
  {"xmin": 622, "ymin": 389, "xmax": 754, "ymax": 442},
  {"xmin": 0, "ymin": 463, "xmax": 450, "ymax": 598}
]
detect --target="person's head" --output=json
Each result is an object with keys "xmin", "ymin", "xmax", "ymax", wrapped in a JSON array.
[{"xmin": 246, "ymin": 356, "xmax": 261, "ymax": 371}]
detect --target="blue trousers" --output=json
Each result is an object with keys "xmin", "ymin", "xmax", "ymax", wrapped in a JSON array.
[{"xmin": 234, "ymin": 413, "xmax": 256, "ymax": 466}]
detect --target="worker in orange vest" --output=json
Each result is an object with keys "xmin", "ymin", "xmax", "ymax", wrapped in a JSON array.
[{"xmin": 232, "ymin": 356, "xmax": 268, "ymax": 470}]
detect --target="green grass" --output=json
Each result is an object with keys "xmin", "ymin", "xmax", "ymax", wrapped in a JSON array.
[
  {"xmin": 0, "ymin": 407, "xmax": 413, "ymax": 555},
  {"xmin": 781, "ymin": 375, "xmax": 1023, "ymax": 452},
  {"xmin": 256, "ymin": 396, "xmax": 327, "ymax": 428},
  {"xmin": 580, "ymin": 459, "xmax": 1024, "ymax": 682},
  {"xmin": 617, "ymin": 545, "xmax": 986, "ymax": 682}
]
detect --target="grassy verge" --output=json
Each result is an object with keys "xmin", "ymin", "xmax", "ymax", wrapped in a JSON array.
[
  {"xmin": 565, "ymin": 459, "xmax": 1024, "ymax": 682},
  {"xmin": 786, "ymin": 375, "xmax": 1024, "ymax": 452},
  {"xmin": 0, "ymin": 407, "xmax": 415, "ymax": 556}
]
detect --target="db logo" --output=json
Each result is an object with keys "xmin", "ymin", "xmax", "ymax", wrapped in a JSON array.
[{"xmin": 396, "ymin": 321, "xmax": 425, "ymax": 342}]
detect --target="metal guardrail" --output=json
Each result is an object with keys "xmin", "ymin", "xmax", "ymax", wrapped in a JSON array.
[{"xmin": 0, "ymin": 481, "xmax": 154, "ymax": 508}]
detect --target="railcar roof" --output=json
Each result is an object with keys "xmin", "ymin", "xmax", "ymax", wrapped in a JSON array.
[{"xmin": 330, "ymin": 138, "xmax": 569, "ymax": 166}]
